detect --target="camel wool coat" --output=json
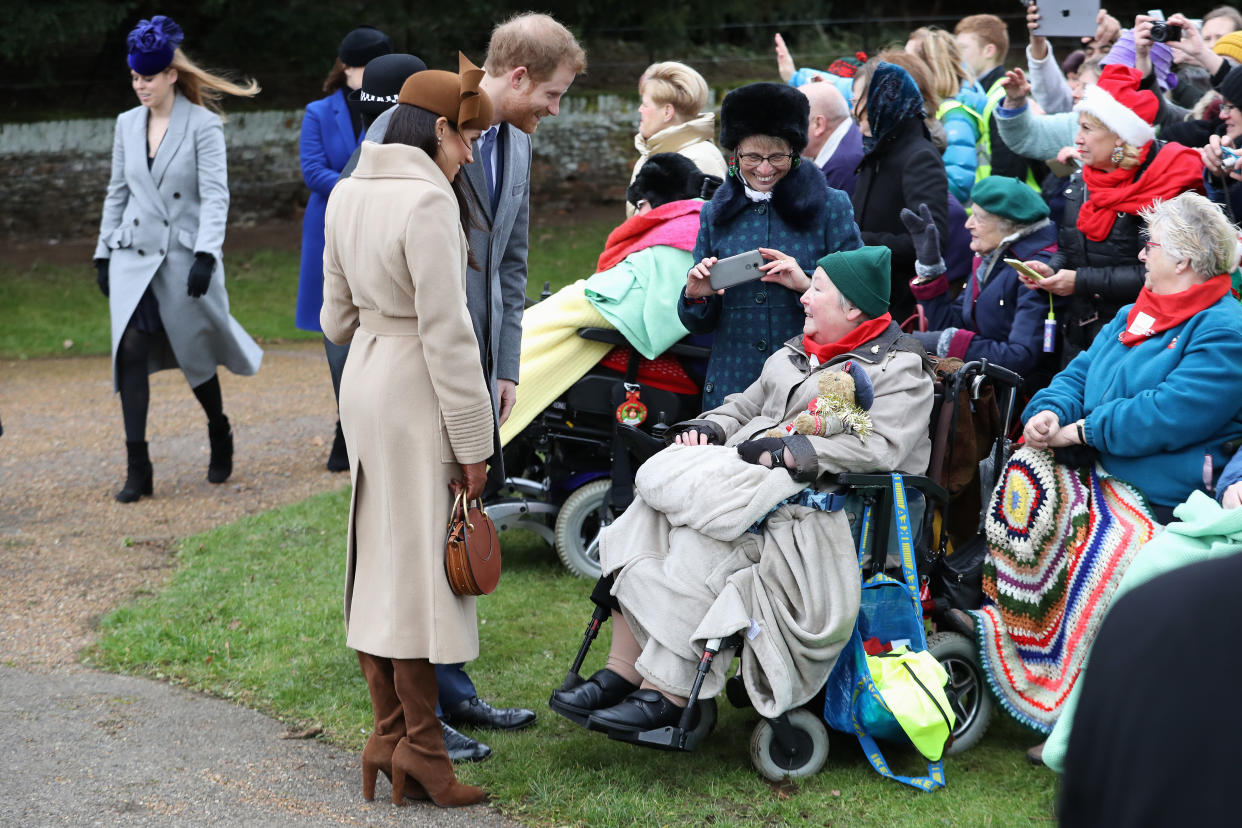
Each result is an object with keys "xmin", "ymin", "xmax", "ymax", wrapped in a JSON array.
[{"xmin": 321, "ymin": 142, "xmax": 494, "ymax": 661}]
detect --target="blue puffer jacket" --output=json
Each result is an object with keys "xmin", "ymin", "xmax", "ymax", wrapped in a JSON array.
[
  {"xmin": 679, "ymin": 162, "xmax": 863, "ymax": 410},
  {"xmin": 1025, "ymin": 293, "xmax": 1242, "ymax": 508},
  {"xmin": 912, "ymin": 219, "xmax": 1061, "ymax": 390},
  {"xmin": 938, "ymin": 85, "xmax": 986, "ymax": 205}
]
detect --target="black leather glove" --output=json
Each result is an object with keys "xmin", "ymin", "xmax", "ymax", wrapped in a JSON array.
[
  {"xmin": 899, "ymin": 203, "xmax": 945, "ymax": 280},
  {"xmin": 737, "ymin": 436, "xmax": 789, "ymax": 468},
  {"xmin": 94, "ymin": 258, "xmax": 110, "ymax": 297},
  {"xmin": 187, "ymin": 252, "xmax": 215, "ymax": 298}
]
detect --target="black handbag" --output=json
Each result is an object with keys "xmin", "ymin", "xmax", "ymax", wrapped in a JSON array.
[{"xmin": 932, "ymin": 533, "xmax": 988, "ymax": 611}]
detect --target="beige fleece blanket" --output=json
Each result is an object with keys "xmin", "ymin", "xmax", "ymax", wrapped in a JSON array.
[{"xmin": 600, "ymin": 444, "xmax": 861, "ymax": 718}]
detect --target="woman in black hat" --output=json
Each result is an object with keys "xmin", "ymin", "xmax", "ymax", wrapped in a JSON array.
[
  {"xmin": 679, "ymin": 81, "xmax": 864, "ymax": 410},
  {"xmin": 296, "ymin": 26, "xmax": 393, "ymax": 472},
  {"xmin": 93, "ymin": 15, "xmax": 262, "ymax": 502}
]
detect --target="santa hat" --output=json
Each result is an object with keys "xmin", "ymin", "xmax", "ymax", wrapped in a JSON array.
[{"xmin": 1074, "ymin": 64, "xmax": 1157, "ymax": 148}]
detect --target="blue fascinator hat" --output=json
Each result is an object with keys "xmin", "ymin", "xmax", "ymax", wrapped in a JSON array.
[{"xmin": 127, "ymin": 15, "xmax": 185, "ymax": 75}]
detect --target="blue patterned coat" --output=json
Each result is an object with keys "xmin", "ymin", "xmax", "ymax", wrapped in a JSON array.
[{"xmin": 678, "ymin": 163, "xmax": 862, "ymax": 410}]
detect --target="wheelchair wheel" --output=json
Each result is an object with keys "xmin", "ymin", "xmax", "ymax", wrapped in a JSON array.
[
  {"xmin": 554, "ymin": 479, "xmax": 614, "ymax": 579},
  {"xmin": 748, "ymin": 709, "xmax": 829, "ymax": 781},
  {"xmin": 926, "ymin": 631, "xmax": 993, "ymax": 755}
]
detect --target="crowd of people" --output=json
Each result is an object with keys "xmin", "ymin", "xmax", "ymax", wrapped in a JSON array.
[{"xmin": 92, "ymin": 4, "xmax": 1242, "ymax": 816}]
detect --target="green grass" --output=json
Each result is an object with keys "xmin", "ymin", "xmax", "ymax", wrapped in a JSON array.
[
  {"xmin": 0, "ymin": 216, "xmax": 616, "ymax": 360},
  {"xmin": 0, "ymin": 248, "xmax": 317, "ymax": 359},
  {"xmin": 527, "ymin": 216, "xmax": 617, "ymax": 298},
  {"xmin": 87, "ymin": 487, "xmax": 1059, "ymax": 827}
]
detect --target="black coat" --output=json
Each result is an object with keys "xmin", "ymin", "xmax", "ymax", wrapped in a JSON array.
[
  {"xmin": 1048, "ymin": 142, "xmax": 1169, "ymax": 364},
  {"xmin": 851, "ymin": 116, "xmax": 949, "ymax": 322}
]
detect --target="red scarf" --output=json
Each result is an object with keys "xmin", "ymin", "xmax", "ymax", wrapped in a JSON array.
[
  {"xmin": 1077, "ymin": 142, "xmax": 1205, "ymax": 242},
  {"xmin": 1118, "ymin": 274, "xmax": 1230, "ymax": 346},
  {"xmin": 802, "ymin": 314, "xmax": 893, "ymax": 363},
  {"xmin": 595, "ymin": 199, "xmax": 703, "ymax": 272}
]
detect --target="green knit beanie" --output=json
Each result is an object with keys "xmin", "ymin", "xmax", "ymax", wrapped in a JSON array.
[
  {"xmin": 971, "ymin": 176, "xmax": 1050, "ymax": 225},
  {"xmin": 817, "ymin": 246, "xmax": 891, "ymax": 318}
]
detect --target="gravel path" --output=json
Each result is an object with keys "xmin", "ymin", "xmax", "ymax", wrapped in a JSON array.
[{"xmin": 0, "ymin": 346, "xmax": 521, "ymax": 826}]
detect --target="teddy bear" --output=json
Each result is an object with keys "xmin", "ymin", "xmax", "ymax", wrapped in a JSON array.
[{"xmin": 766, "ymin": 360, "xmax": 874, "ymax": 440}]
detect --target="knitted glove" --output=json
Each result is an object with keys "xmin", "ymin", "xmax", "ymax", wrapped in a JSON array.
[
  {"xmin": 187, "ymin": 252, "xmax": 215, "ymax": 298},
  {"xmin": 899, "ymin": 203, "xmax": 945, "ymax": 280},
  {"xmin": 94, "ymin": 258, "xmax": 110, "ymax": 297},
  {"xmin": 737, "ymin": 436, "xmax": 789, "ymax": 468}
]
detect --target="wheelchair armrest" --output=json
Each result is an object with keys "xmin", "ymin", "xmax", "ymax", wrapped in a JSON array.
[
  {"xmin": 664, "ymin": 342, "xmax": 712, "ymax": 360},
  {"xmin": 577, "ymin": 328, "xmax": 713, "ymax": 361},
  {"xmin": 834, "ymin": 472, "xmax": 949, "ymax": 505},
  {"xmin": 578, "ymin": 327, "xmax": 628, "ymax": 347}
]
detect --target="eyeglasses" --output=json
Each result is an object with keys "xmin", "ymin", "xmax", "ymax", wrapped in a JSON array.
[
  {"xmin": 736, "ymin": 152, "xmax": 796, "ymax": 168},
  {"xmin": 1222, "ymin": 102, "xmax": 1236, "ymax": 114},
  {"xmin": 1144, "ymin": 240, "xmax": 1162, "ymax": 252}
]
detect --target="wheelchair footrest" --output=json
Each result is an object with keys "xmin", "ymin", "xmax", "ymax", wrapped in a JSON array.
[{"xmin": 599, "ymin": 699, "xmax": 717, "ymax": 752}]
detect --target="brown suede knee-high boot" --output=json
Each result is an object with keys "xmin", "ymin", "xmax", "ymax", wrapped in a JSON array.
[
  {"xmin": 356, "ymin": 651, "xmax": 426, "ymax": 801},
  {"xmin": 390, "ymin": 658, "xmax": 486, "ymax": 807}
]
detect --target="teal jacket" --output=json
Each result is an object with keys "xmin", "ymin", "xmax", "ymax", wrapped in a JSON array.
[{"xmin": 1025, "ymin": 293, "xmax": 1242, "ymax": 507}]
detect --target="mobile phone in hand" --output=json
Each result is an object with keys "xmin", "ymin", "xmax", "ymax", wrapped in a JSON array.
[
  {"xmin": 708, "ymin": 249, "xmax": 765, "ymax": 291},
  {"xmin": 1005, "ymin": 258, "xmax": 1045, "ymax": 281}
]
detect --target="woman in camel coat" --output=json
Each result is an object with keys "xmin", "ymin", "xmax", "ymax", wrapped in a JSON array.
[{"xmin": 320, "ymin": 56, "xmax": 494, "ymax": 808}]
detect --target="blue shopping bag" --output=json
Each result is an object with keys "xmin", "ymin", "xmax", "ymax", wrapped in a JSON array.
[{"xmin": 823, "ymin": 474, "xmax": 947, "ymax": 791}]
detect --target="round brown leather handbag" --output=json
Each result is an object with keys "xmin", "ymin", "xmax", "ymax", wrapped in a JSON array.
[{"xmin": 444, "ymin": 487, "xmax": 501, "ymax": 595}]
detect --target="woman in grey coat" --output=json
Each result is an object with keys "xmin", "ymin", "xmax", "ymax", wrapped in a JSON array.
[{"xmin": 94, "ymin": 15, "xmax": 263, "ymax": 502}]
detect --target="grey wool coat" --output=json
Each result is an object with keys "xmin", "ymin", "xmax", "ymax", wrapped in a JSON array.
[
  {"xmin": 94, "ymin": 91, "xmax": 262, "ymax": 390},
  {"xmin": 321, "ymin": 142, "xmax": 495, "ymax": 661}
]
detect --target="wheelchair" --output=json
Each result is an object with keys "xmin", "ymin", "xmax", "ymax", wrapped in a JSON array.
[
  {"xmin": 546, "ymin": 358, "xmax": 1023, "ymax": 781},
  {"xmin": 484, "ymin": 327, "xmax": 708, "ymax": 578}
]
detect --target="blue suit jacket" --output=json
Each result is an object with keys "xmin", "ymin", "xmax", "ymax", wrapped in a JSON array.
[
  {"xmin": 820, "ymin": 121, "xmax": 864, "ymax": 198},
  {"xmin": 297, "ymin": 89, "xmax": 362, "ymax": 331}
]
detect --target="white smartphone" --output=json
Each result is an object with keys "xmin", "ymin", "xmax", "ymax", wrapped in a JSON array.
[{"xmin": 708, "ymin": 249, "xmax": 765, "ymax": 291}]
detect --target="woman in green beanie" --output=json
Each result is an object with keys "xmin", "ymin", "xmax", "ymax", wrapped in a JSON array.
[{"xmin": 903, "ymin": 175, "xmax": 1061, "ymax": 392}]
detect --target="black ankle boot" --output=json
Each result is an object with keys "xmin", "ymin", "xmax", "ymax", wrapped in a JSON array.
[
  {"xmin": 326, "ymin": 420, "xmax": 349, "ymax": 472},
  {"xmin": 116, "ymin": 440, "xmax": 153, "ymax": 503},
  {"xmin": 207, "ymin": 416, "xmax": 233, "ymax": 484}
]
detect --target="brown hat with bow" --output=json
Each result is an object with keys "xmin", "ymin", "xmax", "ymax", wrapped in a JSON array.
[{"xmin": 397, "ymin": 52, "xmax": 493, "ymax": 130}]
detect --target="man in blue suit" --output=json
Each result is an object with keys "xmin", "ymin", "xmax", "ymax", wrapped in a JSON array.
[{"xmin": 799, "ymin": 81, "xmax": 864, "ymax": 197}]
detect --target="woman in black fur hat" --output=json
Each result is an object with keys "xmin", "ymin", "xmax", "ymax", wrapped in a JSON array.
[{"xmin": 679, "ymin": 82, "xmax": 864, "ymax": 410}]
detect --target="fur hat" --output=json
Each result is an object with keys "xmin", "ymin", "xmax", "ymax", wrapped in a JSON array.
[
  {"xmin": 351, "ymin": 53, "xmax": 428, "ymax": 117},
  {"xmin": 1074, "ymin": 64, "xmax": 1157, "ymax": 147},
  {"xmin": 338, "ymin": 26, "xmax": 392, "ymax": 68},
  {"xmin": 719, "ymin": 82, "xmax": 810, "ymax": 155},
  {"xmin": 398, "ymin": 52, "xmax": 492, "ymax": 131},
  {"xmin": 817, "ymin": 246, "xmax": 891, "ymax": 319},
  {"xmin": 626, "ymin": 153, "xmax": 721, "ymax": 208},
  {"xmin": 126, "ymin": 15, "xmax": 184, "ymax": 75}
]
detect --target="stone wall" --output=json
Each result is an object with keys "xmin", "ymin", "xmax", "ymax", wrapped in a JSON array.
[{"xmin": 0, "ymin": 94, "xmax": 647, "ymax": 242}]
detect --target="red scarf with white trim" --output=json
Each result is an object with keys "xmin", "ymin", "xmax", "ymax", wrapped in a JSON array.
[{"xmin": 1118, "ymin": 274, "xmax": 1230, "ymax": 346}]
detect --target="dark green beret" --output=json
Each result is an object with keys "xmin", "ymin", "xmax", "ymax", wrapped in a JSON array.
[
  {"xmin": 817, "ymin": 246, "xmax": 891, "ymax": 319},
  {"xmin": 971, "ymin": 176, "xmax": 1050, "ymax": 225}
]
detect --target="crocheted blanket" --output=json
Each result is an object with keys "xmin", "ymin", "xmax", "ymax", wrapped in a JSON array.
[{"xmin": 972, "ymin": 447, "xmax": 1158, "ymax": 733}]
